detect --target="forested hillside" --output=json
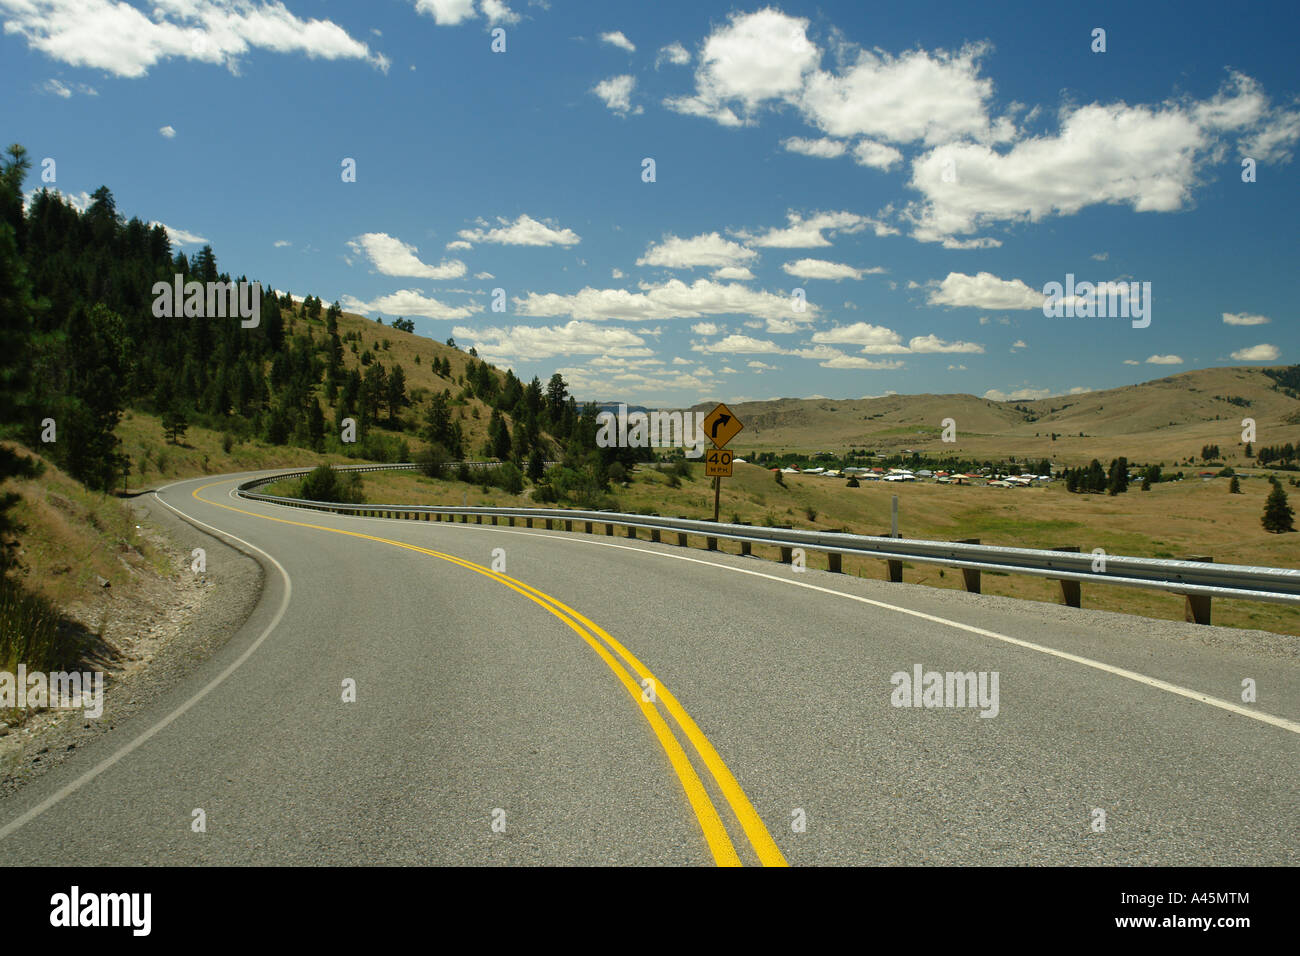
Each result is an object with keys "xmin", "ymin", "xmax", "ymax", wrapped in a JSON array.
[{"xmin": 0, "ymin": 143, "xmax": 644, "ymax": 537}]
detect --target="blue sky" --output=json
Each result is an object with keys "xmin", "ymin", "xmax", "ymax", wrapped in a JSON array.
[{"xmin": 3, "ymin": 0, "xmax": 1297, "ymax": 406}]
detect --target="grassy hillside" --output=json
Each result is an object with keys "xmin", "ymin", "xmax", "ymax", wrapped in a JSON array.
[{"xmin": 701, "ymin": 366, "xmax": 1300, "ymax": 466}]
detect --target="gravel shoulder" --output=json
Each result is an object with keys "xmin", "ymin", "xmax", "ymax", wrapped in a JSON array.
[{"xmin": 0, "ymin": 492, "xmax": 264, "ymax": 795}]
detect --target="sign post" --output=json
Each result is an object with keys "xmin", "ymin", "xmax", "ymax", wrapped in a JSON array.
[{"xmin": 701, "ymin": 403, "xmax": 743, "ymax": 523}]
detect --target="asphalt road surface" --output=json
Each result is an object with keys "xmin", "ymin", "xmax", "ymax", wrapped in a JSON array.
[{"xmin": 2, "ymin": 471, "xmax": 1296, "ymax": 865}]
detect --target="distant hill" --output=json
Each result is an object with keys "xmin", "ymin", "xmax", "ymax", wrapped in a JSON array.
[{"xmin": 688, "ymin": 366, "xmax": 1300, "ymax": 465}]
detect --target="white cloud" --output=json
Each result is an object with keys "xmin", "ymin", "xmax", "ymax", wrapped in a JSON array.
[
  {"xmin": 947, "ymin": 364, "xmax": 967, "ymax": 371},
  {"xmin": 656, "ymin": 41, "xmax": 690, "ymax": 68},
  {"xmin": 446, "ymin": 239, "xmax": 473, "ymax": 250},
  {"xmin": 480, "ymin": 0, "xmax": 520, "ymax": 26},
  {"xmin": 149, "ymin": 220, "xmax": 207, "ymax": 245},
  {"xmin": 664, "ymin": 8, "xmax": 820, "ymax": 127},
  {"xmin": 694, "ymin": 334, "xmax": 785, "ymax": 354},
  {"xmin": 454, "ymin": 320, "xmax": 651, "ymax": 361},
  {"xmin": 159, "ymin": 125, "xmax": 176, "ymax": 139},
  {"xmin": 798, "ymin": 43, "xmax": 1003, "ymax": 145},
  {"xmin": 41, "ymin": 78, "xmax": 96, "ymax": 97},
  {"xmin": 712, "ymin": 266, "xmax": 755, "ymax": 281},
  {"xmin": 1123, "ymin": 359, "xmax": 1140, "ymax": 365},
  {"xmin": 347, "ymin": 232, "xmax": 467, "ymax": 279},
  {"xmin": 458, "ymin": 214, "xmax": 581, "ymax": 246},
  {"xmin": 850, "ymin": 139, "xmax": 903, "ymax": 171},
  {"xmin": 812, "ymin": 323, "xmax": 905, "ymax": 352},
  {"xmin": 1222, "ymin": 311, "xmax": 1270, "ymax": 326},
  {"xmin": 1231, "ymin": 344, "xmax": 1281, "ymax": 362},
  {"xmin": 414, "ymin": 0, "xmax": 476, "ymax": 25},
  {"xmin": 764, "ymin": 317, "xmax": 802, "ymax": 334},
  {"xmin": 515, "ymin": 278, "xmax": 815, "ymax": 323},
  {"xmin": 1145, "ymin": 354, "xmax": 1184, "ymax": 365},
  {"xmin": 983, "ymin": 387, "xmax": 1052, "ymax": 402},
  {"xmin": 273, "ymin": 239, "xmax": 291, "ymax": 248},
  {"xmin": 666, "ymin": 9, "xmax": 1006, "ymax": 149},
  {"xmin": 593, "ymin": 75, "xmax": 642, "ymax": 116},
  {"xmin": 782, "ymin": 258, "xmax": 883, "ymax": 281},
  {"xmin": 906, "ymin": 72, "xmax": 1300, "ymax": 243},
  {"xmin": 906, "ymin": 334, "xmax": 983, "ymax": 354},
  {"xmin": 810, "ymin": 323, "xmax": 983, "ymax": 354},
  {"xmin": 789, "ymin": 344, "xmax": 904, "ymax": 369},
  {"xmin": 600, "ymin": 30, "xmax": 635, "ymax": 52},
  {"xmin": 611, "ymin": 268, "xmax": 625, "ymax": 279},
  {"xmin": 782, "ymin": 136, "xmax": 847, "ymax": 159},
  {"xmin": 735, "ymin": 209, "xmax": 896, "ymax": 247},
  {"xmin": 691, "ymin": 322, "xmax": 720, "ymax": 336},
  {"xmin": 747, "ymin": 361, "xmax": 777, "ymax": 370},
  {"xmin": 638, "ymin": 232, "xmax": 757, "ymax": 269},
  {"xmin": 474, "ymin": 271, "xmax": 494, "ymax": 279},
  {"xmin": 1092, "ymin": 251, "xmax": 1109, "ymax": 261},
  {"xmin": 928, "ymin": 271, "xmax": 1044, "ymax": 310},
  {"xmin": 341, "ymin": 289, "xmax": 481, "ymax": 319},
  {"xmin": 4, "ymin": 0, "xmax": 388, "ymax": 78},
  {"xmin": 1010, "ymin": 339, "xmax": 1027, "ymax": 351}
]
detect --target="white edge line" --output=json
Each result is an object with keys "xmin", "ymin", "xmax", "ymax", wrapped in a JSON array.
[
  {"xmin": 324, "ymin": 508, "xmax": 1300, "ymax": 736},
  {"xmin": 0, "ymin": 482, "xmax": 293, "ymax": 842}
]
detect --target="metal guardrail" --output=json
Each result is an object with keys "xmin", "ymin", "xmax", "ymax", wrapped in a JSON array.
[{"xmin": 236, "ymin": 464, "xmax": 1300, "ymax": 624}]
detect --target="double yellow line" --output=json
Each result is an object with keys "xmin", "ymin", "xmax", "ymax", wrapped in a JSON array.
[{"xmin": 190, "ymin": 480, "xmax": 787, "ymax": 867}]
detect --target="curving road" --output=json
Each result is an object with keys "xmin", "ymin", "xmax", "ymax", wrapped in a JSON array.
[{"xmin": 1, "ymin": 471, "xmax": 1297, "ymax": 865}]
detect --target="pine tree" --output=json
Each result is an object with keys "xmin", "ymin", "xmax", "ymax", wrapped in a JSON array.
[
  {"xmin": 1229, "ymin": 476, "xmax": 1241, "ymax": 494},
  {"xmin": 1262, "ymin": 480, "xmax": 1295, "ymax": 533},
  {"xmin": 0, "ymin": 145, "xmax": 38, "ymax": 562}
]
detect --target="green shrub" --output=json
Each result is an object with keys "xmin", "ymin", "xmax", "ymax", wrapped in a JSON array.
[{"xmin": 299, "ymin": 465, "xmax": 365, "ymax": 504}]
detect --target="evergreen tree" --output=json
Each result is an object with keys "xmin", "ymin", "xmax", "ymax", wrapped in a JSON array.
[
  {"xmin": 1262, "ymin": 480, "xmax": 1295, "ymax": 533},
  {"xmin": 161, "ymin": 403, "xmax": 189, "ymax": 444},
  {"xmin": 0, "ymin": 144, "xmax": 38, "ymax": 560}
]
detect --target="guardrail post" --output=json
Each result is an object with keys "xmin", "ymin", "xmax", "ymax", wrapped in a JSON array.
[
  {"xmin": 880, "ymin": 530, "xmax": 903, "ymax": 582},
  {"xmin": 706, "ymin": 536, "xmax": 718, "ymax": 551},
  {"xmin": 651, "ymin": 529, "xmax": 660, "ymax": 543},
  {"xmin": 677, "ymin": 532, "xmax": 688, "ymax": 547},
  {"xmin": 626, "ymin": 526, "xmax": 637, "ymax": 539},
  {"xmin": 491, "ymin": 516, "xmax": 498, "ymax": 525},
  {"xmin": 508, "ymin": 517, "xmax": 515, "ymax": 527},
  {"xmin": 1183, "ymin": 556, "xmax": 1213, "ymax": 625},
  {"xmin": 565, "ymin": 520, "xmax": 573, "ymax": 532},
  {"xmin": 780, "ymin": 546, "xmax": 793, "ymax": 564},
  {"xmin": 828, "ymin": 552, "xmax": 842, "ymax": 573},
  {"xmin": 585, "ymin": 521, "xmax": 593, "ymax": 534},
  {"xmin": 525, "ymin": 517, "xmax": 533, "ymax": 528},
  {"xmin": 476, "ymin": 515, "xmax": 483, "ymax": 524},
  {"xmin": 605, "ymin": 523, "xmax": 614, "ymax": 536},
  {"xmin": 741, "ymin": 540, "xmax": 752, "ymax": 556},
  {"xmin": 955, "ymin": 538, "xmax": 980, "ymax": 593},
  {"xmin": 1054, "ymin": 546, "xmax": 1081, "ymax": 608}
]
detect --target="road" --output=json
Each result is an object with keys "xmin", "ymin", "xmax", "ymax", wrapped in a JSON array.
[{"xmin": 1, "ymin": 471, "xmax": 1297, "ymax": 865}]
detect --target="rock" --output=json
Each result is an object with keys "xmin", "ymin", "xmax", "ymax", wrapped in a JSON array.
[{"xmin": 96, "ymin": 575, "xmax": 110, "ymax": 588}]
